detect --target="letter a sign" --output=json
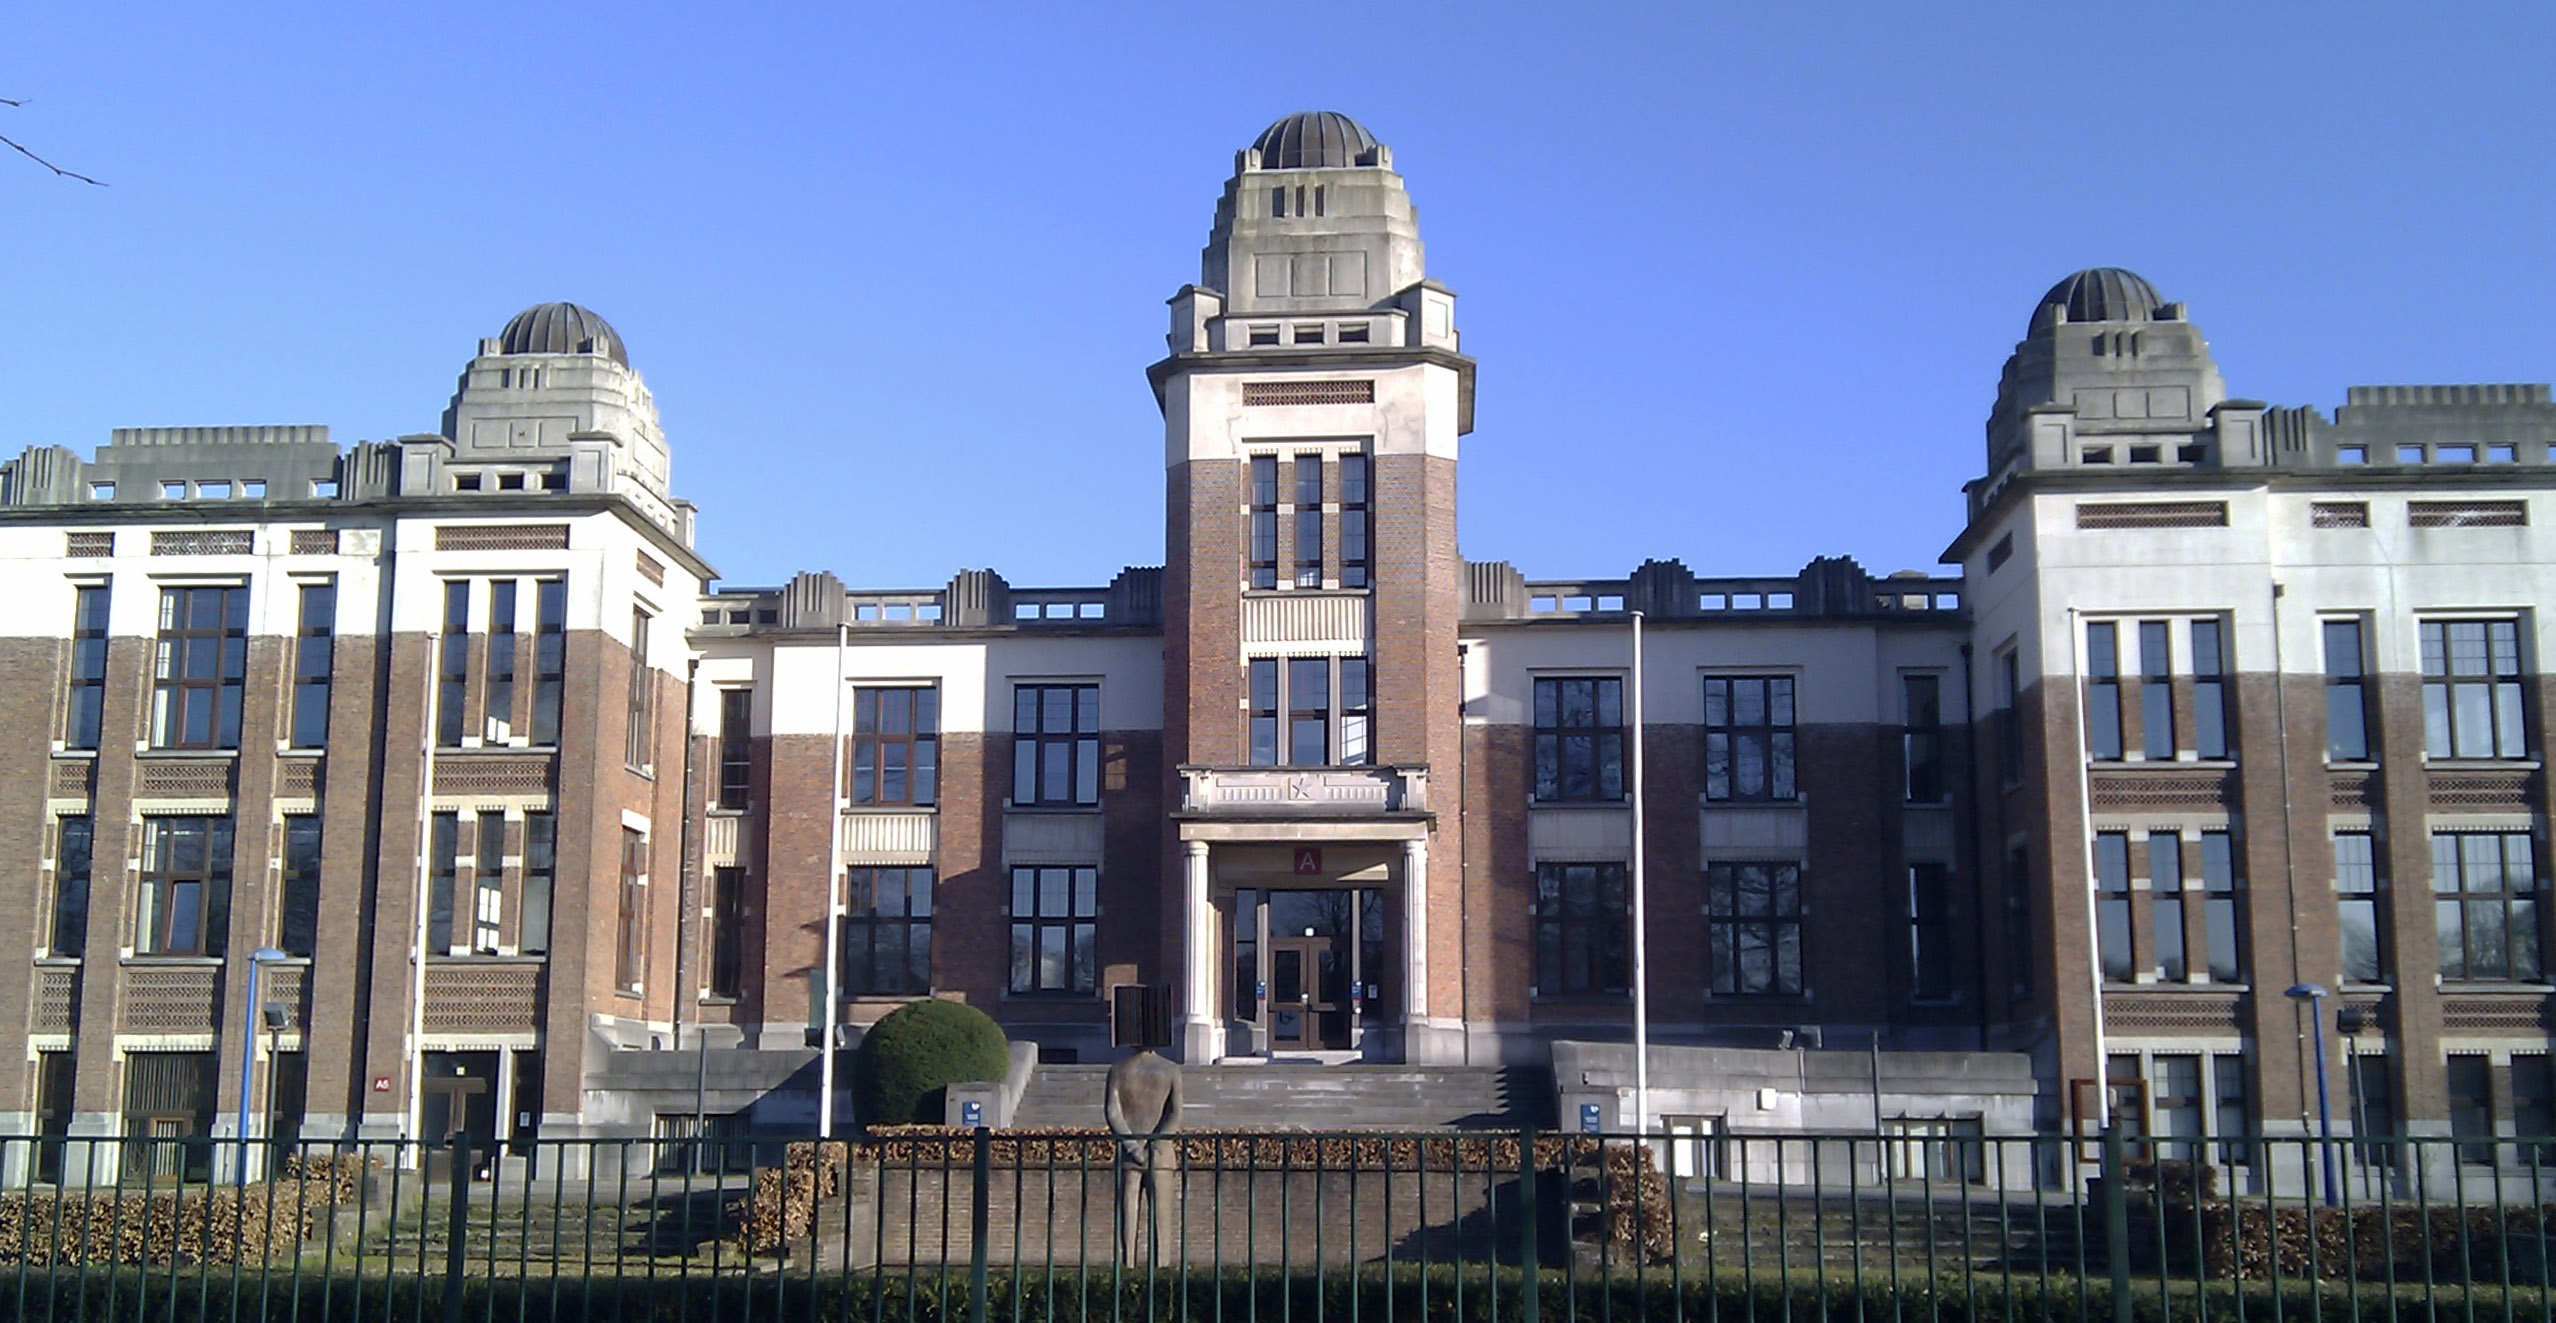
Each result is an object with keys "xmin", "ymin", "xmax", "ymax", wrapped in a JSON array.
[{"xmin": 1293, "ymin": 847, "xmax": 1322, "ymax": 875}]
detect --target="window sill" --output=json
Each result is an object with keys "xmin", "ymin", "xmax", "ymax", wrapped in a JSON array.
[
  {"xmin": 2422, "ymin": 758, "xmax": 2542, "ymax": 771},
  {"xmin": 1529, "ymin": 993, "xmax": 1633, "ymax": 1005},
  {"xmin": 1002, "ymin": 990, "xmax": 1101, "ymax": 1002},
  {"xmin": 707, "ymin": 805, "xmax": 749, "ymax": 817},
  {"xmin": 34, "ymin": 955, "xmax": 82, "ymax": 966},
  {"xmin": 843, "ymin": 803, "xmax": 938, "ymax": 814},
  {"xmin": 1530, "ymin": 798, "xmax": 1629, "ymax": 810},
  {"xmin": 2088, "ymin": 757, "xmax": 2238, "ymax": 769},
  {"xmin": 121, "ymin": 955, "xmax": 222, "ymax": 967},
  {"xmin": 1700, "ymin": 797, "xmax": 1804, "ymax": 808},
  {"xmin": 696, "ymin": 994, "xmax": 739, "ymax": 1006},
  {"xmin": 1004, "ymin": 803, "xmax": 1103, "ymax": 815},
  {"xmin": 51, "ymin": 748, "xmax": 97, "ymax": 760},
  {"xmin": 135, "ymin": 748, "xmax": 239, "ymax": 760},
  {"xmin": 2325, "ymin": 761, "xmax": 2380, "ymax": 773},
  {"xmin": 2440, "ymin": 981, "xmax": 2555, "ymax": 992}
]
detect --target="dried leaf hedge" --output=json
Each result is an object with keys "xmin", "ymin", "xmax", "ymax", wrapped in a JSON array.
[
  {"xmin": 0, "ymin": 1153, "xmax": 374, "ymax": 1266},
  {"xmin": 1602, "ymin": 1143, "xmax": 1673, "ymax": 1264},
  {"xmin": 726, "ymin": 1141, "xmax": 851, "ymax": 1252},
  {"xmin": 858, "ymin": 1126, "xmax": 1606, "ymax": 1173}
]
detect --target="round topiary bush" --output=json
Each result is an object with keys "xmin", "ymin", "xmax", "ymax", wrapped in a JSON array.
[{"xmin": 853, "ymin": 998, "xmax": 1009, "ymax": 1128}]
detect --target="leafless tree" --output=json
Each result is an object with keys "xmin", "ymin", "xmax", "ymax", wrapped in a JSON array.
[{"xmin": 2, "ymin": 97, "xmax": 104, "ymax": 186}]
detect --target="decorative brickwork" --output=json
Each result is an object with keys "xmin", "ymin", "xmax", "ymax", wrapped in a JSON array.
[
  {"xmin": 2440, "ymin": 995, "xmax": 2551, "ymax": 1034},
  {"xmin": 275, "ymin": 757, "xmax": 322, "ymax": 799},
  {"xmin": 431, "ymin": 755, "xmax": 554, "ymax": 798},
  {"xmin": 422, "ymin": 961, "xmax": 544, "ymax": 1033},
  {"xmin": 2074, "ymin": 501, "xmax": 2229, "ymax": 530},
  {"xmin": 136, "ymin": 758, "xmax": 235, "ymax": 799},
  {"xmin": 434, "ymin": 523, "xmax": 569, "ymax": 551},
  {"xmin": 2327, "ymin": 769, "xmax": 2375, "ymax": 810},
  {"xmin": 2102, "ymin": 991, "xmax": 2245, "ymax": 1032},
  {"xmin": 150, "ymin": 529, "xmax": 254, "ymax": 556},
  {"xmin": 33, "ymin": 966, "xmax": 78, "ymax": 1032},
  {"xmin": 1242, "ymin": 380, "xmax": 1373, "ymax": 406},
  {"xmin": 50, "ymin": 758, "xmax": 94, "ymax": 798},
  {"xmin": 2087, "ymin": 765, "xmax": 2234, "ymax": 813},
  {"xmin": 2428, "ymin": 768, "xmax": 2536, "ymax": 812},
  {"xmin": 2310, "ymin": 502, "xmax": 2369, "ymax": 529},
  {"xmin": 120, "ymin": 966, "xmax": 222, "ymax": 1032},
  {"xmin": 289, "ymin": 528, "xmax": 340, "ymax": 555},
  {"xmin": 65, "ymin": 531, "xmax": 113, "ymax": 557},
  {"xmin": 2409, "ymin": 500, "xmax": 2526, "ymax": 528}
]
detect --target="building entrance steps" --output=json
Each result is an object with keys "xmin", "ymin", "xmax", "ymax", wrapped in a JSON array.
[{"xmin": 1005, "ymin": 1062, "xmax": 1553, "ymax": 1131}]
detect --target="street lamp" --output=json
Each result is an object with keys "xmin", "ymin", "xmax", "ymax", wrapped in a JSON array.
[
  {"xmin": 2336, "ymin": 1006, "xmax": 2371, "ymax": 1198},
  {"xmin": 235, "ymin": 947, "xmax": 287, "ymax": 1186},
  {"xmin": 2286, "ymin": 983, "xmax": 2338, "ymax": 1206}
]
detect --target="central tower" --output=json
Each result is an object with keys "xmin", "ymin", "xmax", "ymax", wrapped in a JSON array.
[{"xmin": 1149, "ymin": 112, "xmax": 1475, "ymax": 1064}]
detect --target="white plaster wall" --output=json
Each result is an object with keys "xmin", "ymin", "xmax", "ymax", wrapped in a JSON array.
[
  {"xmin": 758, "ymin": 633, "xmax": 1165, "ymax": 736},
  {"xmin": 1464, "ymin": 623, "xmax": 1968, "ymax": 727},
  {"xmin": 1169, "ymin": 359, "xmax": 1461, "ymax": 465}
]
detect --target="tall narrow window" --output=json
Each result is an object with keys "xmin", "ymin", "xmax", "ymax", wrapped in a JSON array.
[
  {"xmin": 291, "ymin": 582, "xmax": 334, "ymax": 748},
  {"xmin": 2139, "ymin": 620, "xmax": 2174, "ymax": 758},
  {"xmin": 2335, "ymin": 831, "xmax": 2383, "ymax": 984},
  {"xmin": 473, "ymin": 811, "xmax": 505, "ymax": 953},
  {"xmin": 2352, "ymin": 1057, "xmax": 2397, "ymax": 1168},
  {"xmin": 280, "ymin": 815, "xmax": 320, "ymax": 958},
  {"xmin": 530, "ymin": 579, "xmax": 566, "ymax": 745},
  {"xmin": 1902, "ymin": 673, "xmax": 1944, "ymax": 802},
  {"xmin": 436, "ymin": 581, "xmax": 470, "ymax": 747},
  {"xmin": 152, "ymin": 585, "xmax": 248, "ymax": 749},
  {"xmin": 484, "ymin": 580, "xmax": 517, "ymax": 742},
  {"xmin": 2192, "ymin": 618, "xmax": 2229, "ymax": 759},
  {"xmin": 1293, "ymin": 454, "xmax": 1324, "ymax": 587},
  {"xmin": 33, "ymin": 1052, "xmax": 73, "ymax": 1183},
  {"xmin": 2151, "ymin": 1054, "xmax": 2204, "ymax": 1161},
  {"xmin": 1907, "ymin": 862, "xmax": 1952, "ymax": 1001},
  {"xmin": 625, "ymin": 609, "xmax": 655, "ymax": 770},
  {"xmin": 427, "ymin": 812, "xmax": 459, "ymax": 953},
  {"xmin": 2086, "ymin": 622, "xmax": 2123, "ymax": 759},
  {"xmin": 2213, "ymin": 1055, "xmax": 2253, "ymax": 1166},
  {"xmin": 841, "ymin": 866, "xmax": 932, "ymax": 995},
  {"xmin": 1996, "ymin": 649, "xmax": 2022, "ymax": 785},
  {"xmin": 717, "ymin": 688, "xmax": 753, "ymax": 810},
  {"xmin": 2324, "ymin": 619, "xmax": 2372, "ymax": 761},
  {"xmin": 1008, "ymin": 865, "xmax": 1099, "ymax": 994},
  {"xmin": 50, "ymin": 816, "xmax": 91, "ymax": 957},
  {"xmin": 616, "ymin": 828, "xmax": 649, "ymax": 992},
  {"xmin": 2513, "ymin": 1055, "xmax": 2556, "ymax": 1165},
  {"xmin": 2150, "ymin": 832, "xmax": 2186, "ymax": 980},
  {"xmin": 2435, "ymin": 831, "xmax": 2541, "ymax": 980},
  {"xmin": 1338, "ymin": 454, "xmax": 1370, "ymax": 588},
  {"xmin": 1704, "ymin": 676, "xmax": 1795, "ymax": 801},
  {"xmin": 2007, "ymin": 843, "xmax": 2034, "ymax": 997},
  {"xmin": 1248, "ymin": 659, "xmax": 1280, "ymax": 766},
  {"xmin": 2422, "ymin": 619, "xmax": 2527, "ymax": 758},
  {"xmin": 1338, "ymin": 657, "xmax": 1371, "ymax": 766},
  {"xmin": 1013, "ymin": 683, "xmax": 1100, "ymax": 806},
  {"xmin": 1248, "ymin": 455, "xmax": 1279, "ymax": 589},
  {"xmin": 709, "ymin": 866, "xmax": 745, "ymax": 998},
  {"xmin": 2094, "ymin": 832, "xmax": 2132, "ymax": 981},
  {"xmin": 66, "ymin": 584, "xmax": 108, "ymax": 750},
  {"xmin": 1535, "ymin": 862, "xmax": 1629, "ymax": 996},
  {"xmin": 2200, "ymin": 830, "xmax": 2244, "ymax": 980},
  {"xmin": 137, "ymin": 817, "xmax": 233, "ymax": 957},
  {"xmin": 2448, "ymin": 1055, "xmax": 2494, "ymax": 1164},
  {"xmin": 1534, "ymin": 676, "xmax": 1625, "ymax": 802},
  {"xmin": 520, "ymin": 812, "xmax": 554, "ymax": 955},
  {"xmin": 851, "ymin": 687, "xmax": 940, "ymax": 806},
  {"xmin": 1706, "ymin": 861, "xmax": 1805, "ymax": 996},
  {"xmin": 1287, "ymin": 657, "xmax": 1330, "ymax": 765}
]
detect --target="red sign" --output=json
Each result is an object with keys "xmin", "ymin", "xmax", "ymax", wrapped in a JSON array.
[
  {"xmin": 1293, "ymin": 848, "xmax": 1322, "ymax": 875},
  {"xmin": 372, "ymin": 1076, "xmax": 394, "ymax": 1093}
]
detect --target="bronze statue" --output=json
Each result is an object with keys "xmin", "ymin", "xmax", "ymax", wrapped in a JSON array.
[{"xmin": 1103, "ymin": 1047, "xmax": 1182, "ymax": 1268}]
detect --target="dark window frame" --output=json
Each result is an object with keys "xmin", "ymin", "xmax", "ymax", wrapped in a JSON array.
[
  {"xmin": 151, "ymin": 585, "xmax": 249, "ymax": 750},
  {"xmin": 716, "ymin": 688, "xmax": 753, "ymax": 810},
  {"xmin": 2086, "ymin": 621, "xmax": 2124, "ymax": 760},
  {"xmin": 615, "ymin": 827, "xmax": 649, "ymax": 992},
  {"xmin": 279, "ymin": 814, "xmax": 321, "ymax": 957},
  {"xmin": 841, "ymin": 866, "xmax": 934, "ymax": 996},
  {"xmin": 484, "ymin": 580, "xmax": 518, "ymax": 742},
  {"xmin": 50, "ymin": 815, "xmax": 91, "ymax": 958},
  {"xmin": 1907, "ymin": 861, "xmax": 1953, "ymax": 1001},
  {"xmin": 1706, "ymin": 860, "xmax": 1806, "ymax": 997},
  {"xmin": 291, "ymin": 582, "xmax": 334, "ymax": 749},
  {"xmin": 137, "ymin": 816, "xmax": 233, "ymax": 957},
  {"xmin": 1292, "ymin": 453, "xmax": 1324, "ymax": 588},
  {"xmin": 1902, "ymin": 672, "xmax": 1945, "ymax": 803},
  {"xmin": 850, "ymin": 686, "xmax": 940, "ymax": 806},
  {"xmin": 427, "ymin": 812, "xmax": 459, "ymax": 953},
  {"xmin": 1533, "ymin": 676, "xmax": 1625, "ymax": 802},
  {"xmin": 624, "ymin": 609, "xmax": 655, "ymax": 772},
  {"xmin": 1248, "ymin": 455, "xmax": 1279, "ymax": 589},
  {"xmin": 1249, "ymin": 657, "xmax": 1370, "ymax": 768},
  {"xmin": 1013, "ymin": 683, "xmax": 1101, "ymax": 807},
  {"xmin": 530, "ymin": 579, "xmax": 566, "ymax": 745},
  {"xmin": 2324, "ymin": 619, "xmax": 2373, "ymax": 762},
  {"xmin": 2191, "ymin": 618, "xmax": 2230, "ymax": 759},
  {"xmin": 1704, "ymin": 675, "xmax": 1796, "ymax": 802},
  {"xmin": 2422, "ymin": 618, "xmax": 2528, "ymax": 759},
  {"xmin": 2138, "ymin": 620, "xmax": 2175, "ymax": 759},
  {"xmin": 520, "ymin": 812, "xmax": 554, "ymax": 955},
  {"xmin": 1338, "ymin": 453, "xmax": 1370, "ymax": 588},
  {"xmin": 2434, "ymin": 830, "xmax": 2542, "ymax": 981},
  {"xmin": 2335, "ymin": 829, "xmax": 2383, "ymax": 984},
  {"xmin": 436, "ymin": 581, "xmax": 470, "ymax": 748},
  {"xmin": 66, "ymin": 583, "xmax": 109, "ymax": 750},
  {"xmin": 1534, "ymin": 861, "xmax": 1629, "ymax": 997},
  {"xmin": 1008, "ymin": 864, "xmax": 1098, "ymax": 995},
  {"xmin": 708, "ymin": 865, "xmax": 746, "ymax": 998}
]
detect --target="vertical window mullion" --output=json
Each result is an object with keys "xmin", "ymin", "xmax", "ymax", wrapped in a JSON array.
[{"xmin": 437, "ymin": 582, "xmax": 471, "ymax": 748}]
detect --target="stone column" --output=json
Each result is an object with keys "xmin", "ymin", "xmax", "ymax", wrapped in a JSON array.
[
  {"xmin": 1402, "ymin": 836, "xmax": 1429, "ymax": 1028},
  {"xmin": 1179, "ymin": 841, "xmax": 1219, "ymax": 1063}
]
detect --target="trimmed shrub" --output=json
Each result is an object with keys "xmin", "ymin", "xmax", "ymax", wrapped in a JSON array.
[{"xmin": 853, "ymin": 998, "xmax": 1009, "ymax": 1128}]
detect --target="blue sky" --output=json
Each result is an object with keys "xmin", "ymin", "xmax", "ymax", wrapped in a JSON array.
[{"xmin": 6, "ymin": 6, "xmax": 2552, "ymax": 590}]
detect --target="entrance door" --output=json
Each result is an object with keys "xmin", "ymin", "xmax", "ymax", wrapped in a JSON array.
[{"xmin": 1267, "ymin": 936, "xmax": 1338, "ymax": 1049}]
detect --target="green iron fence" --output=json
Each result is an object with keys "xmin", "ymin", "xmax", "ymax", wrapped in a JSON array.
[{"xmin": 2, "ymin": 1126, "xmax": 2554, "ymax": 1322}]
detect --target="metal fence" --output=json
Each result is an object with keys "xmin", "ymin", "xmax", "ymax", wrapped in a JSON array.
[{"xmin": 3, "ymin": 1126, "xmax": 2555, "ymax": 1322}]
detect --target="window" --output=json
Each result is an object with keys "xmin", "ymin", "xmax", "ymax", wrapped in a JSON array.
[
  {"xmin": 851, "ymin": 687, "xmax": 939, "ymax": 806},
  {"xmin": 123, "ymin": 1052, "xmax": 217, "ymax": 1182},
  {"xmin": 427, "ymin": 813, "xmax": 459, "ymax": 953},
  {"xmin": 291, "ymin": 583, "xmax": 334, "ymax": 748},
  {"xmin": 2151, "ymin": 1054, "xmax": 2204, "ymax": 1162},
  {"xmin": 2422, "ymin": 619, "xmax": 2527, "ymax": 758},
  {"xmin": 1706, "ymin": 861, "xmax": 1805, "ymax": 996},
  {"xmin": 1535, "ymin": 862, "xmax": 1628, "ymax": 996},
  {"xmin": 615, "ymin": 828, "xmax": 649, "ymax": 992},
  {"xmin": 473, "ymin": 811, "xmax": 504, "ymax": 953},
  {"xmin": 1339, "ymin": 657, "xmax": 1371, "ymax": 765},
  {"xmin": 1705, "ymin": 676, "xmax": 1795, "ymax": 801},
  {"xmin": 1908, "ymin": 862, "xmax": 1952, "ymax": 1000},
  {"xmin": 436, "ymin": 581, "xmax": 470, "ymax": 746},
  {"xmin": 717, "ymin": 689, "xmax": 753, "ymax": 810},
  {"xmin": 531, "ymin": 580, "xmax": 566, "ymax": 744},
  {"xmin": 1339, "ymin": 454, "xmax": 1370, "ymax": 588},
  {"xmin": 1533, "ymin": 676, "xmax": 1624, "ymax": 801},
  {"xmin": 2353, "ymin": 1056, "xmax": 2396, "ymax": 1167},
  {"xmin": 841, "ymin": 866, "xmax": 933, "ymax": 995},
  {"xmin": 89, "ymin": 481, "xmax": 115, "ymax": 500},
  {"xmin": 708, "ymin": 866, "xmax": 745, "ymax": 998},
  {"xmin": 280, "ymin": 815, "xmax": 320, "ymax": 957},
  {"xmin": 2335, "ymin": 831, "xmax": 2383, "ymax": 984},
  {"xmin": 66, "ymin": 584, "xmax": 108, "ymax": 750},
  {"xmin": 311, "ymin": 478, "xmax": 338, "ymax": 498},
  {"xmin": 1013, "ymin": 684, "xmax": 1100, "ymax": 806},
  {"xmin": 34, "ymin": 1051, "xmax": 72, "ymax": 1183},
  {"xmin": 137, "ymin": 817, "xmax": 233, "ymax": 956},
  {"xmin": 200, "ymin": 480, "xmax": 232, "ymax": 500},
  {"xmin": 1249, "ymin": 455, "xmax": 1279, "ymax": 589},
  {"xmin": 2335, "ymin": 445, "xmax": 2367, "ymax": 466},
  {"xmin": 1288, "ymin": 657, "xmax": 1330, "ymax": 764},
  {"xmin": 2007, "ymin": 843, "xmax": 2034, "ymax": 997},
  {"xmin": 625, "ymin": 609, "xmax": 655, "ymax": 770},
  {"xmin": 1996, "ymin": 649, "xmax": 2022, "ymax": 785},
  {"xmin": 2138, "ymin": 621, "xmax": 2174, "ymax": 758},
  {"xmin": 241, "ymin": 479, "xmax": 265, "ymax": 498},
  {"xmin": 1902, "ymin": 674, "xmax": 1944, "ymax": 802},
  {"xmin": 484, "ymin": 580, "xmax": 517, "ymax": 741},
  {"xmin": 2094, "ymin": 832, "xmax": 2132, "ymax": 981},
  {"xmin": 2515, "ymin": 1055, "xmax": 2556, "ymax": 1165},
  {"xmin": 1293, "ymin": 454, "xmax": 1324, "ymax": 587},
  {"xmin": 50, "ymin": 816, "xmax": 91, "ymax": 957},
  {"xmin": 2448, "ymin": 1055, "xmax": 2494, "ymax": 1164},
  {"xmin": 1009, "ymin": 865, "xmax": 1098, "ymax": 994},
  {"xmin": 1882, "ymin": 1116, "xmax": 1985, "ymax": 1182},
  {"xmin": 2086, "ymin": 622, "xmax": 2124, "ymax": 759},
  {"xmin": 1251, "ymin": 657, "xmax": 1370, "ymax": 768},
  {"xmin": 520, "ymin": 812, "xmax": 554, "ymax": 955},
  {"xmin": 2150, "ymin": 832, "xmax": 2186, "ymax": 980},
  {"xmin": 2324, "ymin": 620, "xmax": 2371, "ymax": 761},
  {"xmin": 2191, "ymin": 618, "xmax": 2229, "ymax": 759},
  {"xmin": 2213, "ymin": 1056, "xmax": 2252, "ymax": 1166},
  {"xmin": 151, "ymin": 585, "xmax": 248, "ymax": 749},
  {"xmin": 2434, "ymin": 831, "xmax": 2541, "ymax": 980},
  {"xmin": 160, "ymin": 480, "xmax": 186, "ymax": 500},
  {"xmin": 2199, "ymin": 830, "xmax": 2243, "ymax": 981}
]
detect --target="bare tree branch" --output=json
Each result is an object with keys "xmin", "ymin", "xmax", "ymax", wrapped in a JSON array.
[{"xmin": 1, "ymin": 96, "xmax": 106, "ymax": 186}]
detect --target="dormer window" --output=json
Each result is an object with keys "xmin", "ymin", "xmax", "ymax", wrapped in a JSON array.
[
  {"xmin": 1293, "ymin": 324, "xmax": 1325, "ymax": 345},
  {"xmin": 455, "ymin": 473, "xmax": 483, "ymax": 492},
  {"xmin": 1338, "ymin": 323, "xmax": 1369, "ymax": 344},
  {"xmin": 311, "ymin": 479, "xmax": 339, "ymax": 498},
  {"xmin": 89, "ymin": 482, "xmax": 115, "ymax": 500},
  {"xmin": 498, "ymin": 473, "xmax": 526, "ymax": 491},
  {"xmin": 161, "ymin": 481, "xmax": 186, "ymax": 500},
  {"xmin": 1248, "ymin": 325, "xmax": 1280, "ymax": 347},
  {"xmin": 541, "ymin": 470, "xmax": 567, "ymax": 492},
  {"xmin": 2438, "ymin": 444, "xmax": 2477, "ymax": 463},
  {"xmin": 200, "ymin": 480, "xmax": 232, "ymax": 499},
  {"xmin": 241, "ymin": 479, "xmax": 266, "ymax": 498}
]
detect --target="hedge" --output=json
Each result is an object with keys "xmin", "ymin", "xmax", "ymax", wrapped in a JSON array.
[{"xmin": 855, "ymin": 999, "xmax": 1010, "ymax": 1128}]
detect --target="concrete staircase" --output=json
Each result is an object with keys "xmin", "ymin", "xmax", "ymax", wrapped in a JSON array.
[{"xmin": 1008, "ymin": 1062, "xmax": 1553, "ymax": 1131}]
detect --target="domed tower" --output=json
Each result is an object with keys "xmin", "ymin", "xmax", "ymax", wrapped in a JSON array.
[
  {"xmin": 1981, "ymin": 268, "xmax": 2232, "ymax": 483},
  {"xmin": 436, "ymin": 301, "xmax": 684, "ymax": 538},
  {"xmin": 1151, "ymin": 113, "xmax": 1474, "ymax": 1066}
]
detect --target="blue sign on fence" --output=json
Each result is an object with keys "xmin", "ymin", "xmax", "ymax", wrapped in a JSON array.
[
  {"xmin": 1579, "ymin": 1102, "xmax": 1602, "ymax": 1134},
  {"xmin": 962, "ymin": 1100, "xmax": 983, "ymax": 1127}
]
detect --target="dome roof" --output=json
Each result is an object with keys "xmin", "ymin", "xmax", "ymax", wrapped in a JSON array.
[
  {"xmin": 2036, "ymin": 268, "xmax": 2164, "ymax": 329},
  {"xmin": 497, "ymin": 302, "xmax": 628, "ymax": 367},
  {"xmin": 1250, "ymin": 111, "xmax": 1383, "ymax": 169}
]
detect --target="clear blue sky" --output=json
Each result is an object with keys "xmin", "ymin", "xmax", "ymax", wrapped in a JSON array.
[{"xmin": 7, "ymin": 6, "xmax": 2552, "ymax": 590}]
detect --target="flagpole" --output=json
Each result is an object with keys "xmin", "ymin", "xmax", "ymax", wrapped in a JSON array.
[
  {"xmin": 1629, "ymin": 610, "xmax": 1650, "ymax": 1138},
  {"xmin": 817, "ymin": 623, "xmax": 850, "ymax": 1136},
  {"xmin": 408, "ymin": 631, "xmax": 440, "ymax": 1152}
]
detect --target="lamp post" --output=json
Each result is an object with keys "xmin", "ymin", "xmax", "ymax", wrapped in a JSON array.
[
  {"xmin": 235, "ymin": 947, "xmax": 287, "ymax": 1186},
  {"xmin": 2337, "ymin": 1006, "xmax": 2370, "ymax": 1198},
  {"xmin": 2286, "ymin": 982, "xmax": 2338, "ymax": 1206}
]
